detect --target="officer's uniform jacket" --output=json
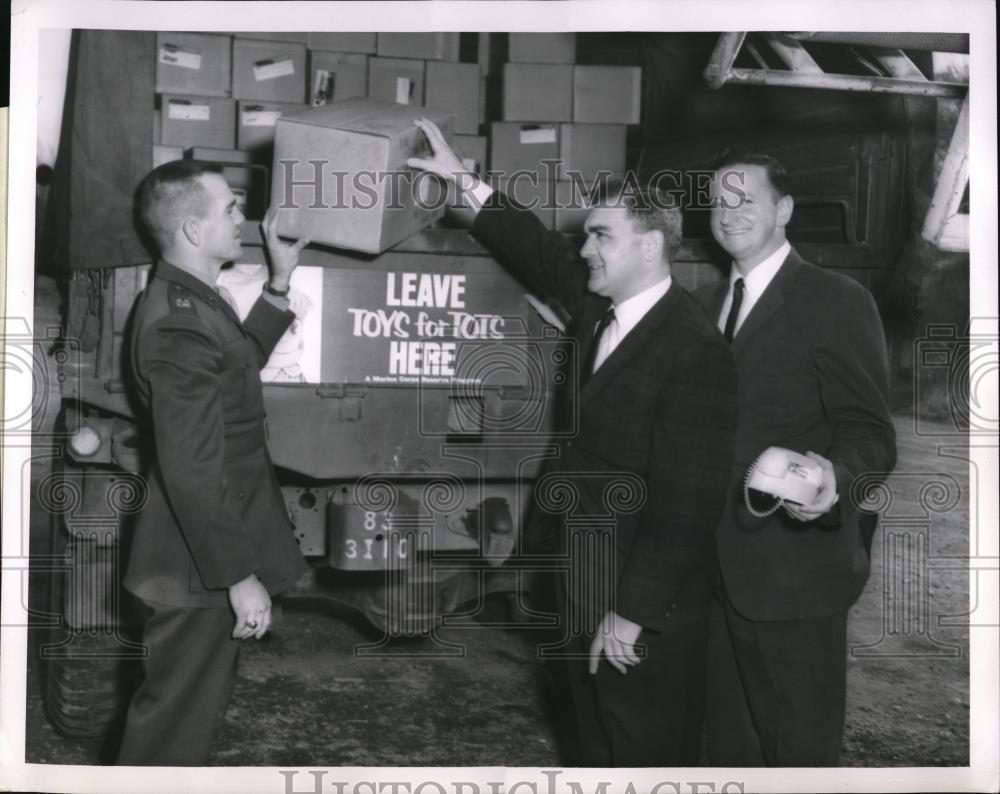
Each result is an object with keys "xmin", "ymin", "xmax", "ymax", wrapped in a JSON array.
[{"xmin": 125, "ymin": 261, "xmax": 308, "ymax": 607}]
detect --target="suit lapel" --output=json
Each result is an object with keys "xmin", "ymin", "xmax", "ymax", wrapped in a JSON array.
[
  {"xmin": 580, "ymin": 283, "xmax": 681, "ymax": 404},
  {"xmin": 731, "ymin": 249, "xmax": 803, "ymax": 355},
  {"xmin": 706, "ymin": 278, "xmax": 728, "ymax": 326},
  {"xmin": 575, "ymin": 300, "xmax": 611, "ymax": 384}
]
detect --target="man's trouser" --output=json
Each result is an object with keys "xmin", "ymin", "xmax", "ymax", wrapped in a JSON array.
[
  {"xmin": 117, "ymin": 598, "xmax": 240, "ymax": 766},
  {"xmin": 705, "ymin": 590, "xmax": 848, "ymax": 766},
  {"xmin": 558, "ymin": 589, "xmax": 710, "ymax": 767}
]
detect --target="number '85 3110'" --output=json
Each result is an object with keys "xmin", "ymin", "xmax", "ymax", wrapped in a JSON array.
[{"xmin": 343, "ymin": 511, "xmax": 409, "ymax": 560}]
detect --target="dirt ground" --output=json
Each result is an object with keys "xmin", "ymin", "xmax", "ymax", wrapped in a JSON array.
[{"xmin": 19, "ymin": 276, "xmax": 971, "ymax": 768}]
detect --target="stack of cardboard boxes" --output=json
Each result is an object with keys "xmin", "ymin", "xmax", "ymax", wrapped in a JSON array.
[
  {"xmin": 149, "ymin": 32, "xmax": 641, "ymax": 235},
  {"xmin": 490, "ymin": 33, "xmax": 641, "ymax": 234},
  {"xmin": 151, "ymin": 32, "xmax": 485, "ymax": 221},
  {"xmin": 153, "ymin": 31, "xmax": 313, "ymax": 218},
  {"xmin": 367, "ymin": 33, "xmax": 484, "ymax": 173}
]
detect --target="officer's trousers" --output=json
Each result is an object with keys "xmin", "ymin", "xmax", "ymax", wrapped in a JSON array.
[{"xmin": 117, "ymin": 598, "xmax": 240, "ymax": 766}]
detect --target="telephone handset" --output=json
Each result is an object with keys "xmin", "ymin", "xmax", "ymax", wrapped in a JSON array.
[{"xmin": 743, "ymin": 446, "xmax": 825, "ymax": 517}]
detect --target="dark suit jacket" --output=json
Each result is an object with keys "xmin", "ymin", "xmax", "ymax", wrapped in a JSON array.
[
  {"xmin": 474, "ymin": 194, "xmax": 737, "ymax": 631},
  {"xmin": 125, "ymin": 262, "xmax": 309, "ymax": 608},
  {"xmin": 695, "ymin": 248, "xmax": 896, "ymax": 621}
]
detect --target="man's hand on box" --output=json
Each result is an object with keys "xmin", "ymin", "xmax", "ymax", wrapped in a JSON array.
[
  {"xmin": 408, "ymin": 118, "xmax": 472, "ymax": 188},
  {"xmin": 410, "ymin": 118, "xmax": 493, "ymax": 215},
  {"xmin": 261, "ymin": 207, "xmax": 311, "ymax": 291}
]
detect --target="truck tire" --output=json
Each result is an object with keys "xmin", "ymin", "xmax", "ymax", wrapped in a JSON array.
[
  {"xmin": 42, "ymin": 491, "xmax": 141, "ymax": 741},
  {"xmin": 43, "ymin": 629, "xmax": 135, "ymax": 739}
]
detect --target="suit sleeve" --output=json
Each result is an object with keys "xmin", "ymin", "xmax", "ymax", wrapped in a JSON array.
[
  {"xmin": 138, "ymin": 313, "xmax": 259, "ymax": 589},
  {"xmin": 472, "ymin": 191, "xmax": 590, "ymax": 320},
  {"xmin": 242, "ymin": 294, "xmax": 296, "ymax": 368},
  {"xmin": 815, "ymin": 283, "xmax": 897, "ymax": 515},
  {"xmin": 615, "ymin": 332, "xmax": 738, "ymax": 629}
]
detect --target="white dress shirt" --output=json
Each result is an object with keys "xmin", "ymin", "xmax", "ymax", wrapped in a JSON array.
[
  {"xmin": 592, "ymin": 276, "xmax": 672, "ymax": 372},
  {"xmin": 716, "ymin": 240, "xmax": 791, "ymax": 337}
]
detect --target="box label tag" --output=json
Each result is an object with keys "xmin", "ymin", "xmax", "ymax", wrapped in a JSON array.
[
  {"xmin": 395, "ymin": 77, "xmax": 412, "ymax": 104},
  {"xmin": 167, "ymin": 101, "xmax": 211, "ymax": 121},
  {"xmin": 312, "ymin": 68, "xmax": 334, "ymax": 106},
  {"xmin": 254, "ymin": 59, "xmax": 295, "ymax": 82},
  {"xmin": 159, "ymin": 45, "xmax": 202, "ymax": 71},
  {"xmin": 241, "ymin": 109, "xmax": 283, "ymax": 127},
  {"xmin": 520, "ymin": 126, "xmax": 557, "ymax": 145}
]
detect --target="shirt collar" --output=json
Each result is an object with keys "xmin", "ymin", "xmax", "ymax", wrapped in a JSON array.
[
  {"xmin": 612, "ymin": 276, "xmax": 672, "ymax": 336},
  {"xmin": 729, "ymin": 240, "xmax": 790, "ymax": 299}
]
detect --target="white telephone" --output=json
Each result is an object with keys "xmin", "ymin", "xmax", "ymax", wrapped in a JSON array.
[{"xmin": 744, "ymin": 446, "xmax": 825, "ymax": 517}]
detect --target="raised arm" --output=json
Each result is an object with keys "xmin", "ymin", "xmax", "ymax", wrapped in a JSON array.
[
  {"xmin": 243, "ymin": 207, "xmax": 311, "ymax": 366},
  {"xmin": 409, "ymin": 118, "xmax": 590, "ymax": 320}
]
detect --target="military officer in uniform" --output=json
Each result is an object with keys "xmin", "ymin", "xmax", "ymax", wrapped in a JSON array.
[{"xmin": 117, "ymin": 160, "xmax": 310, "ymax": 765}]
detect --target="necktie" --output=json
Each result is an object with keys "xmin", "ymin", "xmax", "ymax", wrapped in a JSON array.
[
  {"xmin": 723, "ymin": 278, "xmax": 745, "ymax": 343},
  {"xmin": 584, "ymin": 307, "xmax": 616, "ymax": 381}
]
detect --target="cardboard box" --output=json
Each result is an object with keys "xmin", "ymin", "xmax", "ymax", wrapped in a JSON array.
[
  {"xmin": 502, "ymin": 64, "xmax": 573, "ymax": 122},
  {"xmin": 233, "ymin": 39, "xmax": 307, "ymax": 102},
  {"xmin": 309, "ymin": 51, "xmax": 368, "ymax": 106},
  {"xmin": 272, "ymin": 99, "xmax": 456, "ymax": 253},
  {"xmin": 160, "ymin": 95, "xmax": 236, "ymax": 149},
  {"xmin": 489, "ymin": 122, "xmax": 560, "ymax": 178},
  {"xmin": 153, "ymin": 144, "xmax": 184, "ymax": 168},
  {"xmin": 573, "ymin": 65, "xmax": 642, "ymax": 124},
  {"xmin": 453, "ymin": 134, "xmax": 487, "ymax": 176},
  {"xmin": 558, "ymin": 123, "xmax": 627, "ymax": 180},
  {"xmin": 493, "ymin": 177, "xmax": 555, "ymax": 228},
  {"xmin": 367, "ymin": 57, "xmax": 425, "ymax": 106},
  {"xmin": 237, "ymin": 100, "xmax": 310, "ymax": 157},
  {"xmin": 306, "ymin": 32, "xmax": 377, "ymax": 53},
  {"xmin": 233, "ymin": 32, "xmax": 308, "ymax": 43},
  {"xmin": 156, "ymin": 32, "xmax": 232, "ymax": 97},
  {"xmin": 375, "ymin": 33, "xmax": 460, "ymax": 61},
  {"xmin": 554, "ymin": 180, "xmax": 591, "ymax": 234},
  {"xmin": 185, "ymin": 146, "xmax": 254, "ymax": 164},
  {"xmin": 508, "ymin": 33, "xmax": 576, "ymax": 64},
  {"xmin": 425, "ymin": 61, "xmax": 480, "ymax": 134}
]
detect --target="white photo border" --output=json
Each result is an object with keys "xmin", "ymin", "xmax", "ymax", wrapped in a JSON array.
[{"xmin": 4, "ymin": 1, "xmax": 997, "ymax": 792}]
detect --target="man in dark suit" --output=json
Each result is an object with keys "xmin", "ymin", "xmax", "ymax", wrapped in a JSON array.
[
  {"xmin": 410, "ymin": 119, "xmax": 737, "ymax": 766},
  {"xmin": 696, "ymin": 152, "xmax": 896, "ymax": 766},
  {"xmin": 118, "ymin": 161, "xmax": 310, "ymax": 765}
]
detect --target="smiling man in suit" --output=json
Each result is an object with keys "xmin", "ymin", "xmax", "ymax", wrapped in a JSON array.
[
  {"xmin": 409, "ymin": 119, "xmax": 737, "ymax": 766},
  {"xmin": 696, "ymin": 152, "xmax": 896, "ymax": 766}
]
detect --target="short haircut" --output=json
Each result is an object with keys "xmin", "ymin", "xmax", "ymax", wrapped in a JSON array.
[
  {"xmin": 137, "ymin": 160, "xmax": 222, "ymax": 249},
  {"xmin": 712, "ymin": 150, "xmax": 790, "ymax": 199},
  {"xmin": 592, "ymin": 176, "xmax": 683, "ymax": 261}
]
